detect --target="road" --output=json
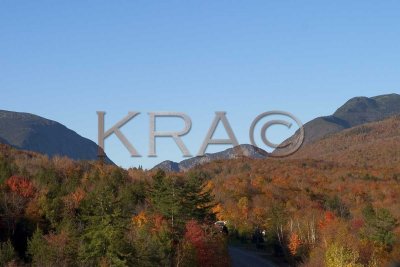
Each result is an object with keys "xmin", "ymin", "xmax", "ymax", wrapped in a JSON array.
[{"xmin": 228, "ymin": 246, "xmax": 279, "ymax": 267}]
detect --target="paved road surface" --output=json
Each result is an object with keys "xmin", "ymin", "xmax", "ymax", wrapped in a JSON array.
[{"xmin": 228, "ymin": 246, "xmax": 278, "ymax": 267}]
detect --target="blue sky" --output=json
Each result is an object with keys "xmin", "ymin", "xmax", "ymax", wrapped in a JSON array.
[{"xmin": 1, "ymin": 1, "xmax": 399, "ymax": 169}]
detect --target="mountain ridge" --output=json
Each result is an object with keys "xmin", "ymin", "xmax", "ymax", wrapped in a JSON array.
[
  {"xmin": 289, "ymin": 115, "xmax": 400, "ymax": 169},
  {"xmin": 273, "ymin": 93, "xmax": 400, "ymax": 156},
  {"xmin": 153, "ymin": 144, "xmax": 268, "ymax": 172},
  {"xmin": 156, "ymin": 93, "xmax": 400, "ymax": 170},
  {"xmin": 0, "ymin": 110, "xmax": 112, "ymax": 163}
]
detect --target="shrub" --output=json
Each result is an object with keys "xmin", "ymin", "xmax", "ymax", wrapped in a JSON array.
[
  {"xmin": 0, "ymin": 240, "xmax": 16, "ymax": 266},
  {"xmin": 325, "ymin": 243, "xmax": 362, "ymax": 267}
]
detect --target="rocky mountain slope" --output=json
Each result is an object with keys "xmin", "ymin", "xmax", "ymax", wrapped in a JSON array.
[{"xmin": 153, "ymin": 144, "xmax": 268, "ymax": 172}]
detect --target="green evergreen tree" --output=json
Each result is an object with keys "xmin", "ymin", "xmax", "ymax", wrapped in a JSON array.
[
  {"xmin": 362, "ymin": 204, "xmax": 398, "ymax": 249},
  {"xmin": 149, "ymin": 171, "xmax": 215, "ymax": 231},
  {"xmin": 79, "ymin": 171, "xmax": 132, "ymax": 266},
  {"xmin": 149, "ymin": 171, "xmax": 183, "ymax": 230},
  {"xmin": 0, "ymin": 240, "xmax": 16, "ymax": 266},
  {"xmin": 0, "ymin": 156, "xmax": 13, "ymax": 184},
  {"xmin": 28, "ymin": 228, "xmax": 50, "ymax": 267},
  {"xmin": 181, "ymin": 173, "xmax": 215, "ymax": 222}
]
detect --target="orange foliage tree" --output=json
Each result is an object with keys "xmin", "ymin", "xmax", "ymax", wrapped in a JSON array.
[
  {"xmin": 288, "ymin": 232, "xmax": 301, "ymax": 256},
  {"xmin": 6, "ymin": 175, "xmax": 35, "ymax": 198}
]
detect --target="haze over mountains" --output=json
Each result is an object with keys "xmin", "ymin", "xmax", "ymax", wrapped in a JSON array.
[
  {"xmin": 155, "ymin": 93, "xmax": 400, "ymax": 171},
  {"xmin": 0, "ymin": 110, "xmax": 111, "ymax": 163}
]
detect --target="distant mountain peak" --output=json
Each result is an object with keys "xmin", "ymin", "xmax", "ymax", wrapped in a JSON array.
[
  {"xmin": 155, "ymin": 93, "xmax": 400, "ymax": 171},
  {"xmin": 334, "ymin": 96, "xmax": 378, "ymax": 114},
  {"xmin": 332, "ymin": 93, "xmax": 400, "ymax": 127},
  {"xmin": 274, "ymin": 93, "xmax": 400, "ymax": 156},
  {"xmin": 0, "ymin": 109, "xmax": 113, "ymax": 163},
  {"xmin": 153, "ymin": 144, "xmax": 268, "ymax": 172}
]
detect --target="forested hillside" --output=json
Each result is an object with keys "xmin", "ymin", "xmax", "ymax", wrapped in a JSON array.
[
  {"xmin": 191, "ymin": 116, "xmax": 400, "ymax": 266},
  {"xmin": 291, "ymin": 115, "xmax": 400, "ymax": 169},
  {"xmin": 0, "ymin": 144, "xmax": 229, "ymax": 266},
  {"xmin": 0, "ymin": 115, "xmax": 400, "ymax": 266}
]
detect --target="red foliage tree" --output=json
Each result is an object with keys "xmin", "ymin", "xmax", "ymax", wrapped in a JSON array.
[
  {"xmin": 6, "ymin": 175, "xmax": 35, "ymax": 198},
  {"xmin": 184, "ymin": 220, "xmax": 214, "ymax": 266},
  {"xmin": 318, "ymin": 211, "xmax": 335, "ymax": 229}
]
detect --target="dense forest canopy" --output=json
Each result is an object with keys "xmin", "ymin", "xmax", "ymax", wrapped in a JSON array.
[{"xmin": 0, "ymin": 122, "xmax": 399, "ymax": 267}]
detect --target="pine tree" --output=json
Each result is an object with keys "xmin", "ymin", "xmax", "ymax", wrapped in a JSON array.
[
  {"xmin": 0, "ymin": 240, "xmax": 16, "ymax": 266},
  {"xmin": 79, "ymin": 176, "xmax": 131, "ymax": 266},
  {"xmin": 362, "ymin": 204, "xmax": 398, "ymax": 249},
  {"xmin": 0, "ymin": 156, "xmax": 13, "ymax": 184},
  {"xmin": 149, "ymin": 171, "xmax": 183, "ymax": 230},
  {"xmin": 149, "ymin": 171, "xmax": 216, "ymax": 231},
  {"xmin": 181, "ymin": 173, "xmax": 215, "ymax": 222},
  {"xmin": 28, "ymin": 228, "xmax": 49, "ymax": 266}
]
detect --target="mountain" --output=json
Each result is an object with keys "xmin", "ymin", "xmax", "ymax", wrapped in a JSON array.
[
  {"xmin": 153, "ymin": 144, "xmax": 268, "ymax": 172},
  {"xmin": 0, "ymin": 110, "xmax": 112, "ymax": 163},
  {"xmin": 290, "ymin": 115, "xmax": 400, "ymax": 169},
  {"xmin": 153, "ymin": 160, "xmax": 181, "ymax": 172},
  {"xmin": 154, "ymin": 93, "xmax": 400, "ymax": 171},
  {"xmin": 0, "ymin": 136, "xmax": 10, "ymax": 145},
  {"xmin": 273, "ymin": 93, "xmax": 400, "ymax": 156}
]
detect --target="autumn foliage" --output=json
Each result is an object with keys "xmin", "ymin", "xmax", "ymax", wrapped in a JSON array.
[
  {"xmin": 0, "ymin": 115, "xmax": 400, "ymax": 266},
  {"xmin": 184, "ymin": 220, "xmax": 210, "ymax": 265},
  {"xmin": 183, "ymin": 220, "xmax": 229, "ymax": 267},
  {"xmin": 288, "ymin": 232, "xmax": 301, "ymax": 256},
  {"xmin": 6, "ymin": 175, "xmax": 35, "ymax": 198},
  {"xmin": 318, "ymin": 211, "xmax": 336, "ymax": 229}
]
